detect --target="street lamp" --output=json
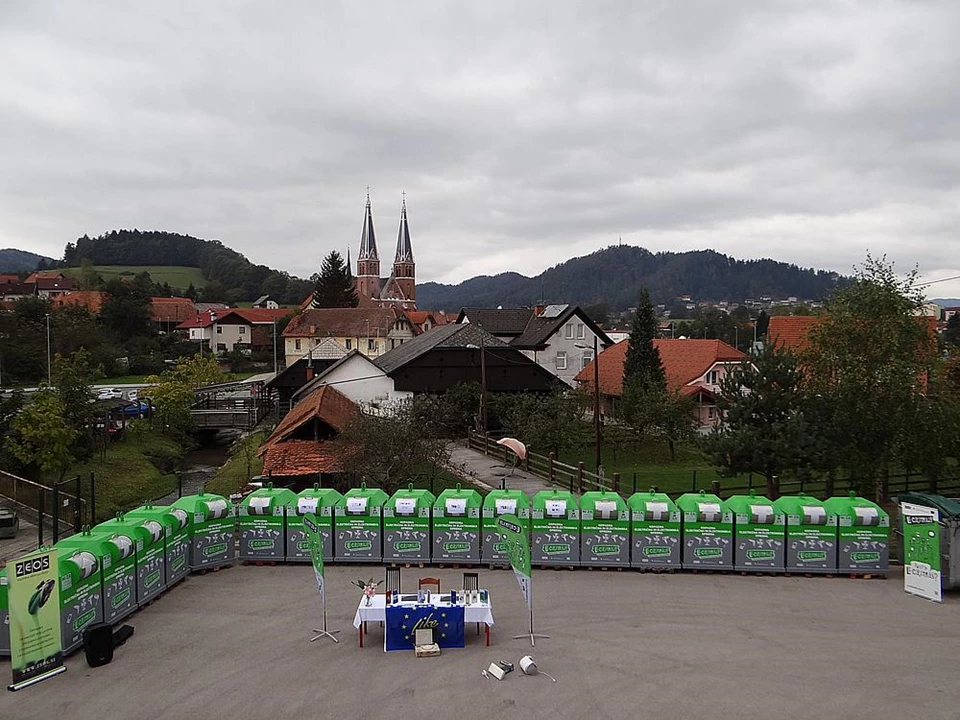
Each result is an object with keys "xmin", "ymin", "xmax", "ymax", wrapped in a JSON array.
[
  {"xmin": 272, "ymin": 319, "xmax": 278, "ymax": 376},
  {"xmin": 576, "ymin": 336, "xmax": 602, "ymax": 473},
  {"xmin": 45, "ymin": 313, "xmax": 52, "ymax": 386}
]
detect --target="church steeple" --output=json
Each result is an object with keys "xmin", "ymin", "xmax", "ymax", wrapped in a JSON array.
[
  {"xmin": 392, "ymin": 192, "xmax": 416, "ymax": 303},
  {"xmin": 356, "ymin": 191, "xmax": 381, "ymax": 301}
]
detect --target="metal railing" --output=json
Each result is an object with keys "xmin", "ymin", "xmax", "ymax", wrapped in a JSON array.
[{"xmin": 0, "ymin": 470, "xmax": 88, "ymax": 545}]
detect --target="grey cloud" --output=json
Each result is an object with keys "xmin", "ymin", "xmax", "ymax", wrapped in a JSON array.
[{"xmin": 1, "ymin": 1, "xmax": 959, "ymax": 297}]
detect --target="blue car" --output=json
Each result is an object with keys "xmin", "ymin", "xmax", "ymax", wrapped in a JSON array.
[{"xmin": 122, "ymin": 401, "xmax": 151, "ymax": 417}]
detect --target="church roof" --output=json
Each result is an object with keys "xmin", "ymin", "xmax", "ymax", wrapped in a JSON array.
[
  {"xmin": 395, "ymin": 198, "xmax": 413, "ymax": 263},
  {"xmin": 358, "ymin": 192, "xmax": 378, "ymax": 261}
]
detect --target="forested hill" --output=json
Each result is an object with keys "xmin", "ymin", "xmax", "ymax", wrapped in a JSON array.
[
  {"xmin": 63, "ymin": 230, "xmax": 312, "ymax": 303},
  {"xmin": 0, "ymin": 248, "xmax": 55, "ymax": 273},
  {"xmin": 417, "ymin": 245, "xmax": 844, "ymax": 312}
]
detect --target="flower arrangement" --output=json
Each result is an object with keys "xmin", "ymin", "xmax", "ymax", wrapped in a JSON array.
[{"xmin": 352, "ymin": 578, "xmax": 382, "ymax": 605}]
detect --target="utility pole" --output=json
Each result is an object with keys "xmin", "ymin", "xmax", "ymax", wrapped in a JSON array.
[
  {"xmin": 272, "ymin": 319, "xmax": 278, "ymax": 376},
  {"xmin": 45, "ymin": 313, "xmax": 52, "ymax": 385},
  {"xmin": 592, "ymin": 334, "xmax": 601, "ymax": 474},
  {"xmin": 480, "ymin": 336, "xmax": 487, "ymax": 433}
]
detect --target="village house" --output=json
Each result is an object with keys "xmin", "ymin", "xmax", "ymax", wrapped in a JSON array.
[
  {"xmin": 574, "ymin": 338, "xmax": 746, "ymax": 429},
  {"xmin": 177, "ymin": 307, "xmax": 289, "ymax": 354},
  {"xmin": 281, "ymin": 307, "xmax": 415, "ymax": 367}
]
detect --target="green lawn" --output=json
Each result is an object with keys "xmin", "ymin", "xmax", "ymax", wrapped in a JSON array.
[
  {"xmin": 62, "ymin": 265, "xmax": 207, "ymax": 292},
  {"xmin": 43, "ymin": 424, "xmax": 184, "ymax": 522},
  {"xmin": 205, "ymin": 429, "xmax": 270, "ymax": 497}
]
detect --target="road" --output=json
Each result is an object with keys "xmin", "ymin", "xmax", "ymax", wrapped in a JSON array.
[{"xmin": 4, "ymin": 564, "xmax": 959, "ymax": 719}]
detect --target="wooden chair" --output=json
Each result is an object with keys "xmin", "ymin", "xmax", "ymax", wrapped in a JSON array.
[
  {"xmin": 462, "ymin": 572, "xmax": 481, "ymax": 634},
  {"xmin": 418, "ymin": 577, "xmax": 441, "ymax": 596}
]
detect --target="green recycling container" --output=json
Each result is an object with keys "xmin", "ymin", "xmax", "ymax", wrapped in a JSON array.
[
  {"xmin": 54, "ymin": 544, "xmax": 104, "ymax": 653},
  {"xmin": 334, "ymin": 483, "xmax": 389, "ymax": 562},
  {"xmin": 629, "ymin": 491, "xmax": 681, "ymax": 569},
  {"xmin": 677, "ymin": 491, "xmax": 734, "ymax": 570},
  {"xmin": 57, "ymin": 529, "xmax": 137, "ymax": 624},
  {"xmin": 0, "ymin": 568, "xmax": 8, "ymax": 657},
  {"xmin": 531, "ymin": 489, "xmax": 580, "ymax": 567},
  {"xmin": 383, "ymin": 485, "xmax": 435, "ymax": 564},
  {"xmin": 580, "ymin": 491, "xmax": 630, "ymax": 567},
  {"xmin": 823, "ymin": 492, "xmax": 889, "ymax": 575},
  {"xmin": 726, "ymin": 491, "xmax": 785, "ymax": 572},
  {"xmin": 125, "ymin": 504, "xmax": 192, "ymax": 586},
  {"xmin": 482, "ymin": 490, "xmax": 529, "ymax": 566},
  {"xmin": 432, "ymin": 485, "xmax": 483, "ymax": 565},
  {"xmin": 286, "ymin": 486, "xmax": 342, "ymax": 563},
  {"xmin": 172, "ymin": 492, "xmax": 236, "ymax": 571},
  {"xmin": 238, "ymin": 484, "xmax": 297, "ymax": 561},
  {"xmin": 773, "ymin": 493, "xmax": 837, "ymax": 574},
  {"xmin": 95, "ymin": 513, "xmax": 168, "ymax": 606}
]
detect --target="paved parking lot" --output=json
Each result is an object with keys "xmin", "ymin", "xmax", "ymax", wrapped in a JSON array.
[{"xmin": 4, "ymin": 564, "xmax": 960, "ymax": 720}]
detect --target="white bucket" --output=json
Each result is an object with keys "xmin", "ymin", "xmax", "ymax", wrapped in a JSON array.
[{"xmin": 520, "ymin": 656, "xmax": 538, "ymax": 675}]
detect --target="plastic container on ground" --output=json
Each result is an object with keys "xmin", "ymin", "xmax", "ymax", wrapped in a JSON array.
[
  {"xmin": 334, "ymin": 483, "xmax": 389, "ymax": 563},
  {"xmin": 54, "ymin": 543, "xmax": 104, "ymax": 653},
  {"xmin": 823, "ymin": 492, "xmax": 889, "ymax": 575},
  {"xmin": 286, "ymin": 485, "xmax": 342, "ymax": 563},
  {"xmin": 238, "ymin": 483, "xmax": 297, "ymax": 561},
  {"xmin": 726, "ymin": 491, "xmax": 786, "ymax": 573},
  {"xmin": 772, "ymin": 493, "xmax": 837, "ymax": 574},
  {"xmin": 95, "ymin": 513, "xmax": 168, "ymax": 605},
  {"xmin": 482, "ymin": 489, "xmax": 529, "ymax": 566},
  {"xmin": 531, "ymin": 489, "xmax": 580, "ymax": 567},
  {"xmin": 432, "ymin": 484, "xmax": 483, "ymax": 565},
  {"xmin": 628, "ymin": 490, "xmax": 682, "ymax": 569},
  {"xmin": 125, "ymin": 503, "xmax": 192, "ymax": 586},
  {"xmin": 57, "ymin": 528, "xmax": 137, "ymax": 624},
  {"xmin": 899, "ymin": 492, "xmax": 960, "ymax": 589},
  {"xmin": 172, "ymin": 492, "xmax": 236, "ymax": 571},
  {"xmin": 580, "ymin": 490, "xmax": 630, "ymax": 567},
  {"xmin": 0, "ymin": 568, "xmax": 8, "ymax": 657},
  {"xmin": 676, "ymin": 490, "xmax": 734, "ymax": 570},
  {"xmin": 383, "ymin": 484, "xmax": 435, "ymax": 564}
]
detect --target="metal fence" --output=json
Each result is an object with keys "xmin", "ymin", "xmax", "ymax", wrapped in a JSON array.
[{"xmin": 0, "ymin": 469, "xmax": 89, "ymax": 545}]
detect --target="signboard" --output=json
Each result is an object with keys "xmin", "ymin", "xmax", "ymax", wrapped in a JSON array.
[
  {"xmin": 385, "ymin": 605, "xmax": 464, "ymax": 651},
  {"xmin": 302, "ymin": 513, "xmax": 325, "ymax": 606},
  {"xmin": 497, "ymin": 514, "xmax": 532, "ymax": 610},
  {"xmin": 8, "ymin": 548, "xmax": 66, "ymax": 691},
  {"xmin": 901, "ymin": 502, "xmax": 942, "ymax": 603}
]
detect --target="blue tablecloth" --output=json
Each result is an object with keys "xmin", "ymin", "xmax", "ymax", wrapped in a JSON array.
[{"xmin": 385, "ymin": 603, "xmax": 465, "ymax": 651}]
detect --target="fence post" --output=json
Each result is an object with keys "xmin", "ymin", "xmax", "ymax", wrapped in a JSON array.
[
  {"xmin": 483, "ymin": 432, "xmax": 490, "ymax": 456},
  {"xmin": 90, "ymin": 471, "xmax": 96, "ymax": 526},
  {"xmin": 524, "ymin": 451, "xmax": 530, "ymax": 473},
  {"xmin": 710, "ymin": 478, "xmax": 720, "ymax": 496},
  {"xmin": 53, "ymin": 482, "xmax": 60, "ymax": 545},
  {"xmin": 748, "ymin": 473, "xmax": 753, "ymax": 490},
  {"xmin": 692, "ymin": 469, "xmax": 697, "ymax": 492},
  {"xmin": 504, "ymin": 446, "xmax": 509, "ymax": 467},
  {"xmin": 929, "ymin": 474, "xmax": 938, "ymax": 494},
  {"xmin": 824, "ymin": 472, "xmax": 834, "ymax": 498},
  {"xmin": 37, "ymin": 486, "xmax": 44, "ymax": 548},
  {"xmin": 178, "ymin": 473, "xmax": 183, "ymax": 499},
  {"xmin": 74, "ymin": 474, "xmax": 82, "ymax": 532},
  {"xmin": 548, "ymin": 452, "xmax": 555, "ymax": 486},
  {"xmin": 613, "ymin": 472, "xmax": 620, "ymax": 495},
  {"xmin": 633, "ymin": 473, "xmax": 637, "ymax": 495},
  {"xmin": 577, "ymin": 462, "xmax": 584, "ymax": 495},
  {"xmin": 904, "ymin": 471, "xmax": 910, "ymax": 491}
]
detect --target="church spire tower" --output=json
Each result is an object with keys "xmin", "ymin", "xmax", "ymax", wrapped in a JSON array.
[
  {"xmin": 392, "ymin": 192, "xmax": 416, "ymax": 302},
  {"xmin": 356, "ymin": 190, "xmax": 380, "ymax": 300}
]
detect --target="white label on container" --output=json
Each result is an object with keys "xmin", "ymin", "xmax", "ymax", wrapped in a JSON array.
[
  {"xmin": 249, "ymin": 497, "xmax": 270, "ymax": 513},
  {"xmin": 750, "ymin": 505, "xmax": 774, "ymax": 524},
  {"xmin": 854, "ymin": 507, "xmax": 879, "ymax": 526},
  {"xmin": 645, "ymin": 501, "xmax": 669, "ymax": 520},
  {"xmin": 298, "ymin": 497, "xmax": 319, "ymax": 515},
  {"xmin": 801, "ymin": 506, "xmax": 826, "ymax": 525},
  {"xmin": 595, "ymin": 500, "xmax": 618, "ymax": 518},
  {"xmin": 495, "ymin": 498, "xmax": 517, "ymax": 515},
  {"xmin": 545, "ymin": 499, "xmax": 567, "ymax": 517},
  {"xmin": 395, "ymin": 498, "xmax": 417, "ymax": 516},
  {"xmin": 697, "ymin": 503, "xmax": 722, "ymax": 522},
  {"xmin": 170, "ymin": 508, "xmax": 189, "ymax": 530},
  {"xmin": 445, "ymin": 498, "xmax": 467, "ymax": 515},
  {"xmin": 205, "ymin": 499, "xmax": 229, "ymax": 519},
  {"xmin": 346, "ymin": 497, "xmax": 368, "ymax": 514}
]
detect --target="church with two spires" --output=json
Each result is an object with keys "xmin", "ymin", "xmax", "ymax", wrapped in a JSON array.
[{"xmin": 353, "ymin": 193, "xmax": 417, "ymax": 310}]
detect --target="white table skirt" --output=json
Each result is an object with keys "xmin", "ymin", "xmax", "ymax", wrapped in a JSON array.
[{"xmin": 353, "ymin": 593, "xmax": 495, "ymax": 629}]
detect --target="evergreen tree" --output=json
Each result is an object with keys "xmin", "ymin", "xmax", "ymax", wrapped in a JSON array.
[
  {"xmin": 622, "ymin": 287, "xmax": 665, "ymax": 390},
  {"xmin": 312, "ymin": 251, "xmax": 358, "ymax": 308}
]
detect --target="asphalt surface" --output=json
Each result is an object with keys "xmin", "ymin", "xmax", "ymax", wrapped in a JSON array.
[
  {"xmin": 4, "ymin": 564, "xmax": 960, "ymax": 720},
  {"xmin": 448, "ymin": 443, "xmax": 554, "ymax": 496}
]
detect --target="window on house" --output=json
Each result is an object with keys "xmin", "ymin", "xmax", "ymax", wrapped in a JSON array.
[
  {"xmin": 238, "ymin": 326, "xmax": 246, "ymax": 334},
  {"xmin": 216, "ymin": 325, "xmax": 223, "ymax": 334},
  {"xmin": 564, "ymin": 324, "xmax": 573, "ymax": 339},
  {"xmin": 706, "ymin": 370, "xmax": 719, "ymax": 385},
  {"xmin": 556, "ymin": 351, "xmax": 568, "ymax": 370},
  {"xmin": 582, "ymin": 350, "xmax": 594, "ymax": 369},
  {"xmin": 368, "ymin": 339, "xmax": 377, "ymax": 351},
  {"xmin": 295, "ymin": 339, "xmax": 301, "ymax": 351},
  {"xmin": 345, "ymin": 339, "xmax": 352, "ymax": 350},
  {"xmin": 577, "ymin": 323, "xmax": 584, "ymax": 339},
  {"xmin": 216, "ymin": 343, "xmax": 226, "ymax": 353},
  {"xmin": 707, "ymin": 406, "xmax": 716, "ymax": 420}
]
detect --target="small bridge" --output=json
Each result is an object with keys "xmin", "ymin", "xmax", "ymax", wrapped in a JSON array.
[{"xmin": 189, "ymin": 376, "xmax": 273, "ymax": 429}]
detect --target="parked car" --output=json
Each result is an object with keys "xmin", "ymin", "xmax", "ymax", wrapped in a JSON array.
[
  {"xmin": 122, "ymin": 401, "xmax": 151, "ymax": 417},
  {"xmin": 0, "ymin": 509, "xmax": 20, "ymax": 539},
  {"xmin": 126, "ymin": 389, "xmax": 139, "ymax": 401},
  {"xmin": 96, "ymin": 387, "xmax": 124, "ymax": 401}
]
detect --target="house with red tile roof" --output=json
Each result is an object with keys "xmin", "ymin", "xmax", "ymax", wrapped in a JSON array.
[
  {"xmin": 282, "ymin": 307, "xmax": 415, "ymax": 366},
  {"xmin": 767, "ymin": 316, "xmax": 819, "ymax": 352},
  {"xmin": 257, "ymin": 385, "xmax": 358, "ymax": 479},
  {"xmin": 51, "ymin": 290, "xmax": 111, "ymax": 314},
  {"xmin": 574, "ymin": 338, "xmax": 747, "ymax": 428},
  {"xmin": 150, "ymin": 297, "xmax": 197, "ymax": 329},
  {"xmin": 23, "ymin": 271, "xmax": 77, "ymax": 298}
]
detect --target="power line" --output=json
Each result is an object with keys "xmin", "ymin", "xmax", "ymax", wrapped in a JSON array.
[{"xmin": 917, "ymin": 274, "xmax": 960, "ymax": 289}]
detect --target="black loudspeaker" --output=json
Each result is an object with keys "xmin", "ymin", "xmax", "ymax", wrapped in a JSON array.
[{"xmin": 83, "ymin": 623, "xmax": 114, "ymax": 667}]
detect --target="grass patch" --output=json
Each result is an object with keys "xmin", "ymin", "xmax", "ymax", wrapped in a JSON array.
[
  {"xmin": 62, "ymin": 265, "xmax": 207, "ymax": 292},
  {"xmin": 99, "ymin": 372, "xmax": 258, "ymax": 385},
  {"xmin": 43, "ymin": 425, "xmax": 185, "ymax": 522},
  {"xmin": 205, "ymin": 429, "xmax": 270, "ymax": 497}
]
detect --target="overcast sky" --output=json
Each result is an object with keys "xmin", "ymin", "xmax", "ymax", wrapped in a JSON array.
[{"xmin": 2, "ymin": 1, "xmax": 959, "ymax": 297}]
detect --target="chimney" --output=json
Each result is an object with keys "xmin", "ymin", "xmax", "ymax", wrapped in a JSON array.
[
  {"xmin": 305, "ymin": 367, "xmax": 314, "ymax": 381},
  {"xmin": 309, "ymin": 324, "xmax": 316, "ymax": 334},
  {"xmin": 534, "ymin": 305, "xmax": 545, "ymax": 317}
]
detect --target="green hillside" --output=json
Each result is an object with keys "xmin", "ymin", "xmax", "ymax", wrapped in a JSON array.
[{"xmin": 62, "ymin": 265, "xmax": 207, "ymax": 292}]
